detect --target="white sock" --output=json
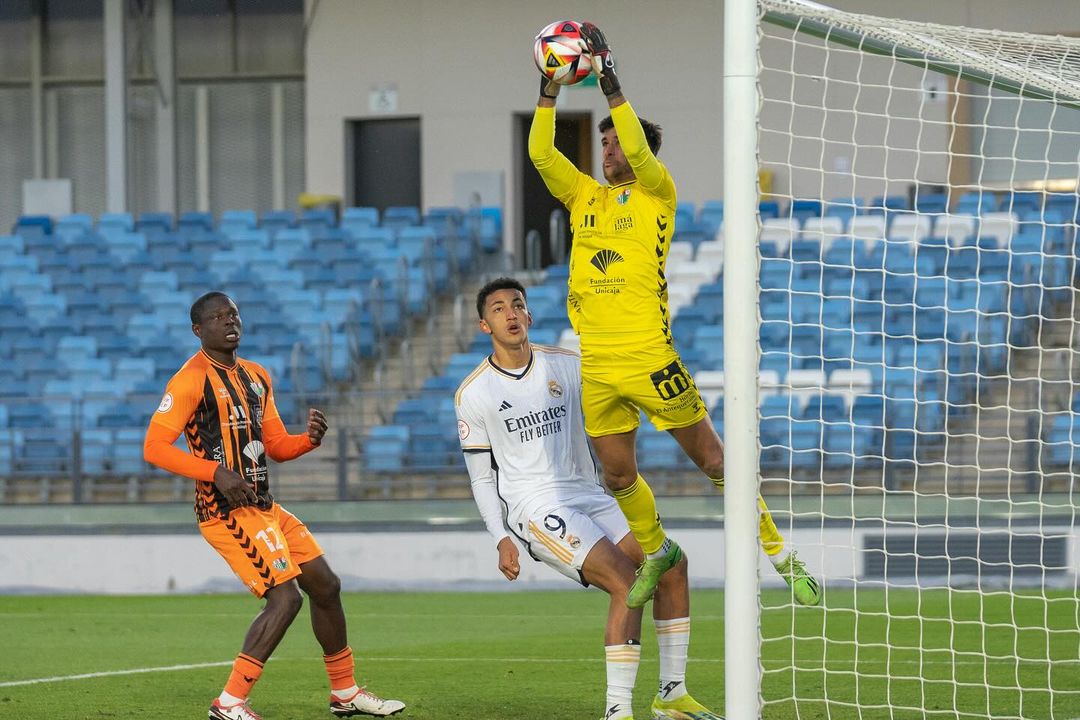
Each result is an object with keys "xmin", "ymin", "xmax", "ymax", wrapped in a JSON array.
[
  {"xmin": 331, "ymin": 685, "xmax": 359, "ymax": 701},
  {"xmin": 769, "ymin": 549, "xmax": 790, "ymax": 569},
  {"xmin": 605, "ymin": 642, "xmax": 641, "ymax": 710},
  {"xmin": 217, "ymin": 690, "xmax": 245, "ymax": 706},
  {"xmin": 647, "ymin": 537, "xmax": 672, "ymax": 561},
  {"xmin": 655, "ymin": 617, "xmax": 690, "ymax": 700}
]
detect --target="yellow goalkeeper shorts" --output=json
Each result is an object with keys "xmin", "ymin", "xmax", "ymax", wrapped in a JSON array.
[{"xmin": 580, "ymin": 339, "xmax": 708, "ymax": 437}]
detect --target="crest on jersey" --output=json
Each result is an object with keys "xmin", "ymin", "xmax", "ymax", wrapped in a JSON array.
[
  {"xmin": 250, "ymin": 381, "xmax": 265, "ymax": 397},
  {"xmin": 458, "ymin": 419, "xmax": 470, "ymax": 440},
  {"xmin": 566, "ymin": 534, "xmax": 581, "ymax": 549},
  {"xmin": 156, "ymin": 393, "xmax": 173, "ymax": 413},
  {"xmin": 272, "ymin": 558, "xmax": 288, "ymax": 571},
  {"xmin": 617, "ymin": 188, "xmax": 632, "ymax": 205},
  {"xmin": 548, "ymin": 380, "xmax": 563, "ymax": 398}
]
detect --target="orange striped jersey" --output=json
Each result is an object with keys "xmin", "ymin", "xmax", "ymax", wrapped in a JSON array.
[{"xmin": 144, "ymin": 350, "xmax": 315, "ymax": 521}]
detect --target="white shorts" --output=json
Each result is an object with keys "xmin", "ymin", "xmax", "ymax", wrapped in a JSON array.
[{"xmin": 509, "ymin": 492, "xmax": 632, "ymax": 586}]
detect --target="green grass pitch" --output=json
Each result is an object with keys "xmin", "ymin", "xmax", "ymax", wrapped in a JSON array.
[{"xmin": 1, "ymin": 589, "xmax": 1077, "ymax": 719}]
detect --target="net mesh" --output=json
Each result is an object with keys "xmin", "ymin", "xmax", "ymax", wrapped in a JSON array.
[{"xmin": 753, "ymin": 2, "xmax": 1080, "ymax": 717}]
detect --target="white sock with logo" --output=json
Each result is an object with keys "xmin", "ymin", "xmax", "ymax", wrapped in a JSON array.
[
  {"xmin": 605, "ymin": 641, "xmax": 640, "ymax": 712},
  {"xmin": 655, "ymin": 617, "xmax": 690, "ymax": 701}
]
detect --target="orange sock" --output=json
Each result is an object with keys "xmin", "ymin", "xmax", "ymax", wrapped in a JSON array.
[
  {"xmin": 323, "ymin": 646, "xmax": 356, "ymax": 692},
  {"xmin": 223, "ymin": 653, "xmax": 264, "ymax": 700}
]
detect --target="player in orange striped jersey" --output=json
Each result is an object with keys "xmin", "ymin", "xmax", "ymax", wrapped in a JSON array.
[
  {"xmin": 144, "ymin": 291, "xmax": 404, "ymax": 720},
  {"xmin": 456, "ymin": 278, "xmax": 720, "ymax": 720}
]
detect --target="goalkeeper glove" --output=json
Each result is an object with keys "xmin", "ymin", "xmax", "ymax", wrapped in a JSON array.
[
  {"xmin": 580, "ymin": 22, "xmax": 621, "ymax": 97},
  {"xmin": 711, "ymin": 476, "xmax": 724, "ymax": 491},
  {"xmin": 539, "ymin": 75, "xmax": 560, "ymax": 100}
]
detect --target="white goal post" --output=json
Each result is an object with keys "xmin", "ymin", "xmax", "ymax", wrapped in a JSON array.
[{"xmin": 723, "ymin": 1, "xmax": 1080, "ymax": 718}]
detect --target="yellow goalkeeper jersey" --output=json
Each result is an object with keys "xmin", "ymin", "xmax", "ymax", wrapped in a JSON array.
[{"xmin": 529, "ymin": 102, "xmax": 676, "ymax": 347}]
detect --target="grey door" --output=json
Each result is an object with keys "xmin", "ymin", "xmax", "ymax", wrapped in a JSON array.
[{"xmin": 349, "ymin": 117, "xmax": 421, "ymax": 213}]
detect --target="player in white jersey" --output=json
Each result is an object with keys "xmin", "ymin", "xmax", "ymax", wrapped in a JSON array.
[{"xmin": 456, "ymin": 278, "xmax": 721, "ymax": 720}]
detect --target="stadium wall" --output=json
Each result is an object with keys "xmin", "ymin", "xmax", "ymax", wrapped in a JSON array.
[
  {"xmin": 305, "ymin": 0, "xmax": 1080, "ymax": 253},
  {"xmin": 0, "ymin": 524, "xmax": 868, "ymax": 594},
  {"xmin": 4, "ymin": 506, "xmax": 1076, "ymax": 594}
]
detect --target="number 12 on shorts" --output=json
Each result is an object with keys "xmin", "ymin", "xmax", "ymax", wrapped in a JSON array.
[{"xmin": 256, "ymin": 527, "xmax": 284, "ymax": 552}]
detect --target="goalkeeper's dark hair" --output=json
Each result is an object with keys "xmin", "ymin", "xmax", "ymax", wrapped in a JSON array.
[
  {"xmin": 598, "ymin": 115, "xmax": 662, "ymax": 155},
  {"xmin": 190, "ymin": 291, "xmax": 233, "ymax": 325},
  {"xmin": 476, "ymin": 277, "xmax": 527, "ymax": 318}
]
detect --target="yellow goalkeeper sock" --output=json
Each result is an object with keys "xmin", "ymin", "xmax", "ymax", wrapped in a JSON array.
[
  {"xmin": 758, "ymin": 495, "xmax": 785, "ymax": 557},
  {"xmin": 612, "ymin": 475, "xmax": 667, "ymax": 555}
]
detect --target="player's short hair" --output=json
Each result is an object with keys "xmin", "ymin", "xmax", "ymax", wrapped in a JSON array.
[
  {"xmin": 598, "ymin": 114, "xmax": 662, "ymax": 155},
  {"xmin": 476, "ymin": 277, "xmax": 527, "ymax": 318},
  {"xmin": 190, "ymin": 291, "xmax": 232, "ymax": 325}
]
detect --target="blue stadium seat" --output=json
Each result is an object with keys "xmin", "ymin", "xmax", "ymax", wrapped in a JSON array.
[
  {"xmin": 822, "ymin": 422, "xmax": 881, "ymax": 468},
  {"xmin": 219, "ymin": 209, "xmax": 258, "ymax": 237},
  {"xmin": 637, "ymin": 429, "xmax": 684, "ymax": 470},
  {"xmin": 8, "ymin": 402, "xmax": 53, "ymax": 430},
  {"xmin": 300, "ymin": 209, "xmax": 336, "ymax": 234},
  {"xmin": 397, "ymin": 226, "xmax": 436, "ymax": 266},
  {"xmin": 787, "ymin": 419, "xmax": 822, "ymax": 467},
  {"xmin": 791, "ymin": 199, "xmax": 823, "ymax": 222},
  {"xmin": 954, "ymin": 192, "xmax": 997, "ymax": 215},
  {"xmin": 55, "ymin": 214, "xmax": 94, "ymax": 240},
  {"xmin": 869, "ymin": 195, "xmax": 909, "ymax": 214},
  {"xmin": 0, "ymin": 234, "xmax": 25, "ymax": 263},
  {"xmin": 851, "ymin": 395, "xmax": 885, "ymax": 430},
  {"xmin": 465, "ymin": 207, "xmax": 502, "ymax": 253},
  {"xmin": 271, "ymin": 227, "xmax": 311, "ymax": 260},
  {"xmin": 136, "ymin": 212, "xmax": 173, "ymax": 237},
  {"xmin": 347, "ymin": 226, "xmax": 395, "ymax": 256},
  {"xmin": 699, "ymin": 200, "xmax": 724, "ymax": 236},
  {"xmin": 341, "ymin": 207, "xmax": 380, "ymax": 238},
  {"xmin": 393, "ymin": 398, "xmax": 438, "ymax": 426},
  {"xmin": 230, "ymin": 229, "xmax": 271, "ymax": 253},
  {"xmin": 824, "ymin": 197, "xmax": 864, "ymax": 229},
  {"xmin": 422, "ymin": 375, "xmax": 458, "ymax": 394},
  {"xmin": 363, "ymin": 425, "xmax": 409, "ymax": 472},
  {"xmin": 260, "ymin": 209, "xmax": 296, "ymax": 237},
  {"xmin": 111, "ymin": 428, "xmax": 147, "ymax": 473},
  {"xmin": 446, "ymin": 352, "xmax": 486, "ymax": 380},
  {"xmin": 789, "ymin": 238, "xmax": 821, "ymax": 263},
  {"xmin": 178, "ymin": 211, "xmax": 214, "ymax": 235},
  {"xmin": 914, "ymin": 193, "xmax": 948, "ymax": 214},
  {"xmin": 758, "ymin": 200, "xmax": 781, "ymax": 219},
  {"xmin": 382, "ymin": 206, "xmax": 421, "ymax": 230}
]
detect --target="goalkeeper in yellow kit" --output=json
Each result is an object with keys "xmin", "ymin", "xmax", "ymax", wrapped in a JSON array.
[{"xmin": 529, "ymin": 22, "xmax": 821, "ymax": 612}]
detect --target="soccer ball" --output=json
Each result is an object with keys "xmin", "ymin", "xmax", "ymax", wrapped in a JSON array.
[{"xmin": 533, "ymin": 20, "xmax": 593, "ymax": 86}]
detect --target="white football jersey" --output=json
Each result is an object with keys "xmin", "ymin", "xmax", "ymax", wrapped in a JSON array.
[{"xmin": 455, "ymin": 345, "xmax": 603, "ymax": 512}]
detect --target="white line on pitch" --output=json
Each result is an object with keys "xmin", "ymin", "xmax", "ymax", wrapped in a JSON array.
[
  {"xmin": 0, "ymin": 661, "xmax": 234, "ymax": 688},
  {"xmin": 6, "ymin": 654, "xmax": 1077, "ymax": 688}
]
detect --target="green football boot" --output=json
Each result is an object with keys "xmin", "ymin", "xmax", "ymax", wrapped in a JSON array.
[
  {"xmin": 650, "ymin": 692, "xmax": 724, "ymax": 719},
  {"xmin": 626, "ymin": 539, "xmax": 684, "ymax": 608},
  {"xmin": 776, "ymin": 550, "xmax": 822, "ymax": 606}
]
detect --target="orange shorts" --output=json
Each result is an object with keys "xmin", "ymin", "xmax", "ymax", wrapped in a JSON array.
[{"xmin": 199, "ymin": 503, "xmax": 324, "ymax": 597}]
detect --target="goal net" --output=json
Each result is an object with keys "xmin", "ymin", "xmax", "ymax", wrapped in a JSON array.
[{"xmin": 733, "ymin": 1, "xmax": 1080, "ymax": 717}]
